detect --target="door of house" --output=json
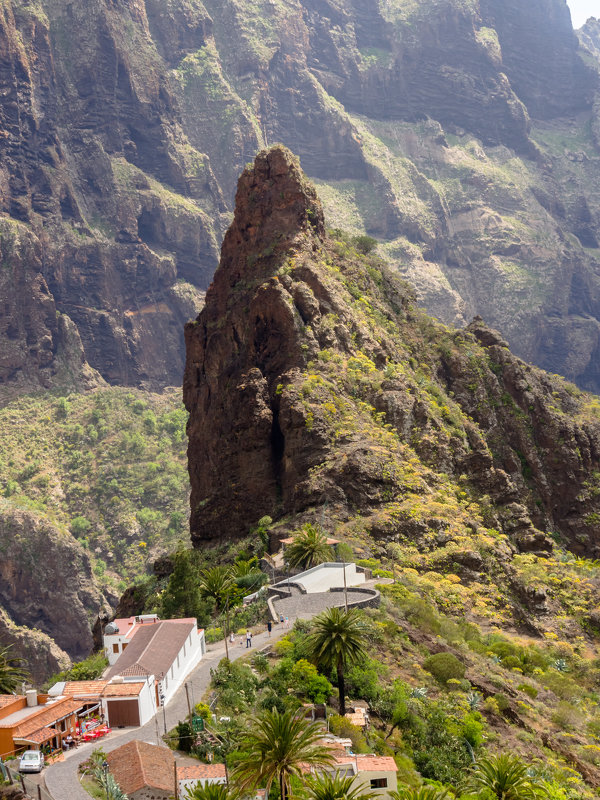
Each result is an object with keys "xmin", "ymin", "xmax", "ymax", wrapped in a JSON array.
[{"xmin": 106, "ymin": 699, "xmax": 140, "ymax": 727}]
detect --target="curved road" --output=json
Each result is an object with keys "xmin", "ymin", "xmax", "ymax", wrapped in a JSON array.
[
  {"xmin": 45, "ymin": 625, "xmax": 288, "ymax": 800},
  {"xmin": 44, "ymin": 578, "xmax": 387, "ymax": 800}
]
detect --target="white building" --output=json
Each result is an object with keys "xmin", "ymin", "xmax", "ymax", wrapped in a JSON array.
[
  {"xmin": 178, "ymin": 763, "xmax": 227, "ymax": 796},
  {"xmin": 104, "ymin": 616, "xmax": 206, "ymax": 709},
  {"xmin": 272, "ymin": 563, "xmax": 366, "ymax": 594},
  {"xmin": 50, "ymin": 677, "xmax": 158, "ymax": 728}
]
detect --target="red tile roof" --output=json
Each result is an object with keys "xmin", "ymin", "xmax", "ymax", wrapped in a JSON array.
[
  {"xmin": 63, "ymin": 681, "xmax": 108, "ymax": 697},
  {"xmin": 106, "ymin": 621, "xmax": 196, "ymax": 680},
  {"xmin": 334, "ymin": 755, "xmax": 398, "ymax": 773},
  {"xmin": 14, "ymin": 727, "xmax": 58, "ymax": 744},
  {"xmin": 178, "ymin": 764, "xmax": 227, "ymax": 780},
  {"xmin": 106, "ymin": 740, "xmax": 174, "ymax": 794},
  {"xmin": 0, "ymin": 698, "xmax": 82, "ymax": 737},
  {"xmin": 102, "ymin": 682, "xmax": 144, "ymax": 697},
  {"xmin": 0, "ymin": 696, "xmax": 23, "ymax": 710}
]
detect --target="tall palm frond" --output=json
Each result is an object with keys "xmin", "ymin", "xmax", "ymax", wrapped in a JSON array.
[
  {"xmin": 0, "ymin": 645, "xmax": 28, "ymax": 693},
  {"xmin": 306, "ymin": 772, "xmax": 379, "ymax": 800},
  {"xmin": 231, "ymin": 707, "xmax": 334, "ymax": 800},
  {"xmin": 305, "ymin": 607, "xmax": 368, "ymax": 715},
  {"xmin": 467, "ymin": 754, "xmax": 543, "ymax": 800},
  {"xmin": 286, "ymin": 524, "xmax": 333, "ymax": 570}
]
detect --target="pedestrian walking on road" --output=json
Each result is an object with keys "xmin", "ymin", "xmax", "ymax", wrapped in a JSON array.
[
  {"xmin": 267, "ymin": 621, "xmax": 272, "ymax": 637},
  {"xmin": 246, "ymin": 630, "xmax": 252, "ymax": 648},
  {"xmin": 229, "ymin": 631, "xmax": 235, "ymax": 645},
  {"xmin": 280, "ymin": 614, "xmax": 284, "ymax": 625},
  {"xmin": 285, "ymin": 616, "xmax": 289, "ymax": 628}
]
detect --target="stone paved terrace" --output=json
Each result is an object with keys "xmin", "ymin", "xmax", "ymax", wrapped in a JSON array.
[{"xmin": 271, "ymin": 578, "xmax": 390, "ymax": 621}]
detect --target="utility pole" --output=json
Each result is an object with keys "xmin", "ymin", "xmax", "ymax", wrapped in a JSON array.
[
  {"xmin": 223, "ymin": 593, "xmax": 230, "ymax": 660},
  {"xmin": 185, "ymin": 682, "xmax": 192, "ymax": 718},
  {"xmin": 343, "ymin": 560, "xmax": 348, "ymax": 611}
]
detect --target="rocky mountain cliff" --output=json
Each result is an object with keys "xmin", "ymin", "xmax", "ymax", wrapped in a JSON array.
[
  {"xmin": 2, "ymin": 0, "xmax": 600, "ymax": 395},
  {"xmin": 185, "ymin": 146, "xmax": 600, "ymax": 570}
]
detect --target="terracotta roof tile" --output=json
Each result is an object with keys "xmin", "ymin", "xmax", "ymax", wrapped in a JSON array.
[
  {"xmin": 0, "ymin": 696, "xmax": 23, "ymax": 710},
  {"xmin": 334, "ymin": 755, "xmax": 398, "ymax": 773},
  {"xmin": 14, "ymin": 727, "xmax": 58, "ymax": 744},
  {"xmin": 5, "ymin": 699, "xmax": 83, "ymax": 738},
  {"xmin": 106, "ymin": 740, "xmax": 174, "ymax": 794},
  {"xmin": 178, "ymin": 764, "xmax": 227, "ymax": 780},
  {"xmin": 63, "ymin": 681, "xmax": 108, "ymax": 697},
  {"xmin": 106, "ymin": 621, "xmax": 196, "ymax": 680},
  {"xmin": 102, "ymin": 682, "xmax": 145, "ymax": 697}
]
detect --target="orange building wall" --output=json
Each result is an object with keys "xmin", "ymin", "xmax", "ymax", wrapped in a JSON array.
[
  {"xmin": 0, "ymin": 728, "xmax": 17, "ymax": 759},
  {"xmin": 0, "ymin": 697, "xmax": 26, "ymax": 722}
]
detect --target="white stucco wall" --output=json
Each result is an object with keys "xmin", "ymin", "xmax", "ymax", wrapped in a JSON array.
[
  {"xmin": 179, "ymin": 775, "xmax": 227, "ymax": 795},
  {"xmin": 274, "ymin": 563, "xmax": 365, "ymax": 594},
  {"xmin": 158, "ymin": 628, "xmax": 206, "ymax": 707},
  {"xmin": 104, "ymin": 632, "xmax": 134, "ymax": 665},
  {"xmin": 101, "ymin": 678, "xmax": 157, "ymax": 727}
]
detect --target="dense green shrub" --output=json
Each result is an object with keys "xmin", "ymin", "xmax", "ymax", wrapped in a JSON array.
[
  {"xmin": 423, "ymin": 652, "xmax": 465, "ymax": 684},
  {"xmin": 45, "ymin": 651, "xmax": 108, "ymax": 689},
  {"xmin": 290, "ymin": 659, "xmax": 332, "ymax": 703},
  {"xmin": 518, "ymin": 683, "xmax": 539, "ymax": 699}
]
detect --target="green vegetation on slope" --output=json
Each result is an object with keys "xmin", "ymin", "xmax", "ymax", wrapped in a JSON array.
[{"xmin": 0, "ymin": 387, "xmax": 189, "ymax": 592}]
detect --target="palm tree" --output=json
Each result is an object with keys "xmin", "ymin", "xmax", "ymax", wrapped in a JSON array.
[
  {"xmin": 185, "ymin": 783, "xmax": 238, "ymax": 800},
  {"xmin": 306, "ymin": 772, "xmax": 378, "ymax": 800},
  {"xmin": 391, "ymin": 787, "xmax": 450, "ymax": 800},
  {"xmin": 199, "ymin": 565, "xmax": 235, "ymax": 612},
  {"xmin": 0, "ymin": 645, "xmax": 28, "ymax": 693},
  {"xmin": 467, "ymin": 754, "xmax": 542, "ymax": 800},
  {"xmin": 231, "ymin": 707, "xmax": 335, "ymax": 800},
  {"xmin": 286, "ymin": 524, "xmax": 332, "ymax": 570},
  {"xmin": 306, "ymin": 607, "xmax": 368, "ymax": 716}
]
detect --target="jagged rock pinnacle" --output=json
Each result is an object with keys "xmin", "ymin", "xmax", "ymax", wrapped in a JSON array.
[{"xmin": 214, "ymin": 145, "xmax": 325, "ymax": 291}]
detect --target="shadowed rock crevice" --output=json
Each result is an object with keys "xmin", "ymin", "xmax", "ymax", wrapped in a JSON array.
[{"xmin": 184, "ymin": 147, "xmax": 600, "ymax": 555}]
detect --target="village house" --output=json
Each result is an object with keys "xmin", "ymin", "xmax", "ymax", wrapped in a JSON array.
[
  {"xmin": 0, "ymin": 692, "xmax": 83, "ymax": 759},
  {"xmin": 329, "ymin": 755, "xmax": 398, "ymax": 796},
  {"xmin": 178, "ymin": 763, "xmax": 227, "ymax": 795},
  {"xmin": 103, "ymin": 616, "xmax": 206, "ymax": 711},
  {"xmin": 49, "ymin": 678, "xmax": 157, "ymax": 728},
  {"xmin": 106, "ymin": 740, "xmax": 175, "ymax": 800},
  {"xmin": 106, "ymin": 740, "xmax": 228, "ymax": 800}
]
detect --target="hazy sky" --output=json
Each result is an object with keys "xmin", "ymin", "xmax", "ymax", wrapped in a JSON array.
[{"xmin": 567, "ymin": 0, "xmax": 597, "ymax": 28}]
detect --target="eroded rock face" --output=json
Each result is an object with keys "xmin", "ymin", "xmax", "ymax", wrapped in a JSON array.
[
  {"xmin": 1, "ymin": 0, "xmax": 600, "ymax": 395},
  {"xmin": 0, "ymin": 608, "xmax": 70, "ymax": 687},
  {"xmin": 185, "ymin": 147, "xmax": 600, "ymax": 557},
  {"xmin": 0, "ymin": 501, "xmax": 104, "ymax": 661}
]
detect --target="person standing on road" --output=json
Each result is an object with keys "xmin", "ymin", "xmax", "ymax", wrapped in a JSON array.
[
  {"xmin": 267, "ymin": 621, "xmax": 272, "ymax": 637},
  {"xmin": 246, "ymin": 630, "xmax": 252, "ymax": 648}
]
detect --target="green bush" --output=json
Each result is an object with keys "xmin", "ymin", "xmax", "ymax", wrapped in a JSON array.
[
  {"xmin": 290, "ymin": 659, "xmax": 333, "ymax": 703},
  {"xmin": 423, "ymin": 652, "xmax": 465, "ymax": 684},
  {"xmin": 518, "ymin": 683, "xmax": 539, "ymax": 699},
  {"xmin": 328, "ymin": 715, "xmax": 369, "ymax": 753},
  {"xmin": 45, "ymin": 651, "xmax": 108, "ymax": 689},
  {"xmin": 493, "ymin": 693, "xmax": 510, "ymax": 712}
]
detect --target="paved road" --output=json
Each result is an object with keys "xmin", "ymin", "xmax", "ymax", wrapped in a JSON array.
[
  {"xmin": 44, "ymin": 580, "xmax": 388, "ymax": 800},
  {"xmin": 44, "ymin": 621, "xmax": 298, "ymax": 800}
]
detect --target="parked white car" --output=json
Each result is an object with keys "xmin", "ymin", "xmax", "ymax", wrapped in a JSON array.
[{"xmin": 19, "ymin": 750, "xmax": 44, "ymax": 773}]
